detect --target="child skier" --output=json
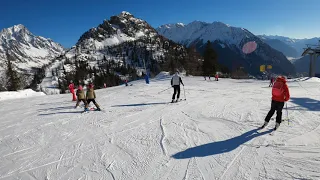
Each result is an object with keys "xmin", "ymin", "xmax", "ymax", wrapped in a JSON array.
[
  {"xmin": 68, "ymin": 80, "xmax": 77, "ymax": 101},
  {"xmin": 85, "ymin": 82, "xmax": 101, "ymax": 111},
  {"xmin": 261, "ymin": 76, "xmax": 290, "ymax": 130},
  {"xmin": 171, "ymin": 71, "xmax": 184, "ymax": 103},
  {"xmin": 215, "ymin": 74, "xmax": 219, "ymax": 81},
  {"xmin": 75, "ymin": 85, "xmax": 87, "ymax": 109}
]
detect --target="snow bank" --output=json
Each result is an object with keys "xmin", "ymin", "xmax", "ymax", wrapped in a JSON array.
[
  {"xmin": 0, "ymin": 89, "xmax": 45, "ymax": 101},
  {"xmin": 154, "ymin": 71, "xmax": 171, "ymax": 80},
  {"xmin": 305, "ymin": 77, "xmax": 320, "ymax": 82}
]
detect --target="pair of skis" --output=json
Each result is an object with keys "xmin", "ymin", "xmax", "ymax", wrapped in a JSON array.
[
  {"xmin": 82, "ymin": 107, "xmax": 102, "ymax": 113},
  {"xmin": 258, "ymin": 125, "xmax": 278, "ymax": 136},
  {"xmin": 170, "ymin": 99, "xmax": 186, "ymax": 103}
]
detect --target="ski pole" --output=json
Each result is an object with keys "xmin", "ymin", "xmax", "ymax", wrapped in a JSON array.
[
  {"xmin": 183, "ymin": 85, "xmax": 186, "ymax": 100},
  {"xmin": 158, "ymin": 87, "xmax": 171, "ymax": 94},
  {"xmin": 286, "ymin": 102, "xmax": 289, "ymax": 125}
]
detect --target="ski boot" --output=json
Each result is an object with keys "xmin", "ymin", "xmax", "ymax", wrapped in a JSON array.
[
  {"xmin": 260, "ymin": 121, "xmax": 268, "ymax": 129},
  {"xmin": 274, "ymin": 123, "xmax": 280, "ymax": 130}
]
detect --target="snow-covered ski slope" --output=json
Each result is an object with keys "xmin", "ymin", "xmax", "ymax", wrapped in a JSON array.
[{"xmin": 0, "ymin": 76, "xmax": 320, "ymax": 180}]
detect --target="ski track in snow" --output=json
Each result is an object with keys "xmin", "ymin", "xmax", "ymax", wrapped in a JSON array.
[{"xmin": 0, "ymin": 77, "xmax": 320, "ymax": 179}]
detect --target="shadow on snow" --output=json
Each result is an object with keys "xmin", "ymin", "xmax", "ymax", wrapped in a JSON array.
[
  {"xmin": 289, "ymin": 97, "xmax": 320, "ymax": 111},
  {"xmin": 39, "ymin": 111, "xmax": 84, "ymax": 116},
  {"xmin": 172, "ymin": 128, "xmax": 272, "ymax": 159},
  {"xmin": 112, "ymin": 102, "xmax": 168, "ymax": 107}
]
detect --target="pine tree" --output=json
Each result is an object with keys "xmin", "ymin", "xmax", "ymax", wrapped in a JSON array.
[
  {"xmin": 5, "ymin": 51, "xmax": 21, "ymax": 91},
  {"xmin": 203, "ymin": 41, "xmax": 218, "ymax": 76}
]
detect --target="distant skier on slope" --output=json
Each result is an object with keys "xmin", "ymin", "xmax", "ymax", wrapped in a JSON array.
[
  {"xmin": 215, "ymin": 73, "xmax": 219, "ymax": 81},
  {"xmin": 171, "ymin": 71, "xmax": 184, "ymax": 103},
  {"xmin": 85, "ymin": 82, "xmax": 101, "ymax": 111},
  {"xmin": 68, "ymin": 80, "xmax": 77, "ymax": 101},
  {"xmin": 260, "ymin": 76, "xmax": 290, "ymax": 130},
  {"xmin": 269, "ymin": 77, "xmax": 274, "ymax": 87},
  {"xmin": 75, "ymin": 85, "xmax": 87, "ymax": 109}
]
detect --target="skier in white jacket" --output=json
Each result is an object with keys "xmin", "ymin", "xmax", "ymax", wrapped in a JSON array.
[{"xmin": 171, "ymin": 71, "xmax": 184, "ymax": 103}]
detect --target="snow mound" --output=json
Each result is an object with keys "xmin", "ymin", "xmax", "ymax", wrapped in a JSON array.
[
  {"xmin": 304, "ymin": 77, "xmax": 320, "ymax": 82},
  {"xmin": 154, "ymin": 71, "xmax": 171, "ymax": 80},
  {"xmin": 0, "ymin": 89, "xmax": 45, "ymax": 101}
]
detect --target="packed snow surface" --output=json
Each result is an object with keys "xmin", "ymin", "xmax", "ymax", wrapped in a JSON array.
[
  {"xmin": 0, "ymin": 76, "xmax": 320, "ymax": 179},
  {"xmin": 0, "ymin": 89, "xmax": 45, "ymax": 101}
]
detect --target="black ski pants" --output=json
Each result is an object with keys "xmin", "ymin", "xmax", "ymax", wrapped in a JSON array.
[
  {"xmin": 86, "ymin": 99, "xmax": 100, "ymax": 108},
  {"xmin": 265, "ymin": 100, "xmax": 284, "ymax": 124},
  {"xmin": 172, "ymin": 85, "xmax": 180, "ymax": 100}
]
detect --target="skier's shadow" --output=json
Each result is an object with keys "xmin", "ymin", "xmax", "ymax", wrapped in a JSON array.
[
  {"xmin": 172, "ymin": 128, "xmax": 272, "ymax": 159},
  {"xmin": 112, "ymin": 102, "xmax": 167, "ymax": 107}
]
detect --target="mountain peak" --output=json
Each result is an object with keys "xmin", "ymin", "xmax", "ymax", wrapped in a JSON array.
[
  {"xmin": 119, "ymin": 11, "xmax": 134, "ymax": 18},
  {"xmin": 13, "ymin": 24, "xmax": 26, "ymax": 30},
  {"xmin": 0, "ymin": 24, "xmax": 64, "ymax": 72},
  {"xmin": 9, "ymin": 24, "xmax": 29, "ymax": 34},
  {"xmin": 176, "ymin": 23, "xmax": 185, "ymax": 27},
  {"xmin": 212, "ymin": 21, "xmax": 230, "ymax": 27}
]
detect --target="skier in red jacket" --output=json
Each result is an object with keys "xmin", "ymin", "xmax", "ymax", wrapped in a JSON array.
[
  {"xmin": 261, "ymin": 76, "xmax": 290, "ymax": 130},
  {"xmin": 68, "ymin": 80, "xmax": 77, "ymax": 101}
]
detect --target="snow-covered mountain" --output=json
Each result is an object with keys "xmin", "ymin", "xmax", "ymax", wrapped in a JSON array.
[
  {"xmin": 76, "ymin": 11, "xmax": 158, "ymax": 50},
  {"xmin": 64, "ymin": 12, "xmax": 202, "ymax": 78},
  {"xmin": 257, "ymin": 37, "xmax": 299, "ymax": 58},
  {"xmin": 259, "ymin": 35, "xmax": 320, "ymax": 56},
  {"xmin": 0, "ymin": 24, "xmax": 64, "ymax": 71},
  {"xmin": 157, "ymin": 22, "xmax": 296, "ymax": 75}
]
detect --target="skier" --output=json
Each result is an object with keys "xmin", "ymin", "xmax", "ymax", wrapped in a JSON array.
[
  {"xmin": 125, "ymin": 79, "xmax": 128, "ymax": 86},
  {"xmin": 208, "ymin": 75, "xmax": 211, "ymax": 80},
  {"xmin": 68, "ymin": 80, "xmax": 77, "ymax": 101},
  {"xmin": 261, "ymin": 76, "xmax": 290, "ymax": 130},
  {"xmin": 104, "ymin": 83, "xmax": 107, "ymax": 88},
  {"xmin": 145, "ymin": 74, "xmax": 149, "ymax": 84},
  {"xmin": 85, "ymin": 82, "xmax": 101, "ymax": 111},
  {"xmin": 171, "ymin": 71, "xmax": 184, "ymax": 103},
  {"xmin": 269, "ymin": 77, "xmax": 274, "ymax": 87},
  {"xmin": 204, "ymin": 76, "xmax": 206, "ymax": 80},
  {"xmin": 215, "ymin": 73, "xmax": 219, "ymax": 81},
  {"xmin": 75, "ymin": 85, "xmax": 87, "ymax": 109}
]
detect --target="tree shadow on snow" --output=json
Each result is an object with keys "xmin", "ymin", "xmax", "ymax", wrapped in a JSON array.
[
  {"xmin": 112, "ymin": 102, "xmax": 168, "ymax": 107},
  {"xmin": 172, "ymin": 128, "xmax": 272, "ymax": 159},
  {"xmin": 289, "ymin": 97, "xmax": 320, "ymax": 111},
  {"xmin": 39, "ymin": 111, "xmax": 84, "ymax": 116}
]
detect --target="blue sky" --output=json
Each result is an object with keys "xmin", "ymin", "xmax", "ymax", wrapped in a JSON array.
[{"xmin": 1, "ymin": 0, "xmax": 319, "ymax": 47}]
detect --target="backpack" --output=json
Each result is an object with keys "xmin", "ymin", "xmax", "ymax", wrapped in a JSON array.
[{"xmin": 272, "ymin": 81, "xmax": 284, "ymax": 98}]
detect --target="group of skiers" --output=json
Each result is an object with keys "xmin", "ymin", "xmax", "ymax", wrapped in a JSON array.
[
  {"xmin": 172, "ymin": 72, "xmax": 290, "ymax": 131},
  {"xmin": 68, "ymin": 81, "xmax": 101, "ymax": 112},
  {"xmin": 204, "ymin": 74, "xmax": 219, "ymax": 81},
  {"xmin": 68, "ymin": 71, "xmax": 290, "ymax": 130}
]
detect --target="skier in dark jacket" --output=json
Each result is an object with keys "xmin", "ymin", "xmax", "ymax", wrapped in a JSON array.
[{"xmin": 171, "ymin": 71, "xmax": 184, "ymax": 103}]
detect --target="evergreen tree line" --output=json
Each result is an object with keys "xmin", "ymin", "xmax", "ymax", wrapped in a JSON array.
[{"xmin": 0, "ymin": 40, "xmax": 235, "ymax": 92}]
